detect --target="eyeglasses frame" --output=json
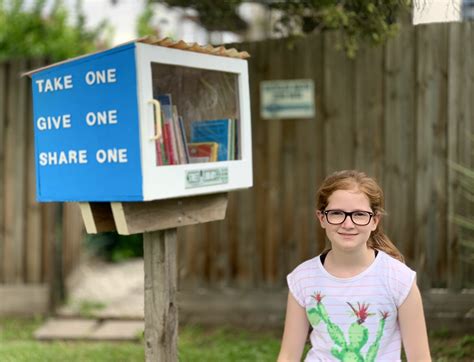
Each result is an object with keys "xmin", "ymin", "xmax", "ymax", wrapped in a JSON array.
[{"xmin": 323, "ymin": 209, "xmax": 375, "ymax": 226}]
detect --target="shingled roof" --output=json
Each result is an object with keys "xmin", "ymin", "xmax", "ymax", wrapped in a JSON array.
[{"xmin": 23, "ymin": 36, "xmax": 250, "ymax": 77}]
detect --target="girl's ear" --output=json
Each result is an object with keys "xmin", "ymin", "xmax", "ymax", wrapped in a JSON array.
[
  {"xmin": 316, "ymin": 210, "xmax": 326, "ymax": 228},
  {"xmin": 371, "ymin": 213, "xmax": 381, "ymax": 231}
]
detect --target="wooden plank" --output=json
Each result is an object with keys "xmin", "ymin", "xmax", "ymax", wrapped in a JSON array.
[
  {"xmin": 264, "ymin": 39, "xmax": 285, "ymax": 285},
  {"xmin": 308, "ymin": 33, "xmax": 327, "ymax": 257},
  {"xmin": 111, "ymin": 193, "xmax": 228, "ymax": 235},
  {"xmin": 0, "ymin": 61, "xmax": 6, "ymax": 283},
  {"xmin": 0, "ymin": 284, "xmax": 49, "ymax": 316},
  {"xmin": 62, "ymin": 203, "xmax": 84, "ymax": 277},
  {"xmin": 383, "ymin": 26, "xmax": 416, "ymax": 262},
  {"xmin": 415, "ymin": 24, "xmax": 448, "ymax": 289},
  {"xmin": 292, "ymin": 34, "xmax": 319, "ymax": 267},
  {"xmin": 79, "ymin": 202, "xmax": 116, "ymax": 234},
  {"xmin": 3, "ymin": 61, "xmax": 18, "ymax": 282},
  {"xmin": 446, "ymin": 23, "xmax": 464, "ymax": 290},
  {"xmin": 41, "ymin": 203, "xmax": 56, "ymax": 285},
  {"xmin": 431, "ymin": 23, "xmax": 449, "ymax": 287},
  {"xmin": 323, "ymin": 31, "xmax": 356, "ymax": 173},
  {"xmin": 456, "ymin": 21, "xmax": 474, "ymax": 288},
  {"xmin": 143, "ymin": 229, "xmax": 178, "ymax": 362},
  {"xmin": 414, "ymin": 25, "xmax": 434, "ymax": 289},
  {"xmin": 281, "ymin": 118, "xmax": 296, "ymax": 283},
  {"xmin": 178, "ymin": 223, "xmax": 206, "ymax": 289},
  {"xmin": 25, "ymin": 59, "xmax": 43, "ymax": 283},
  {"xmin": 237, "ymin": 40, "xmax": 266, "ymax": 287},
  {"xmin": 354, "ymin": 43, "xmax": 384, "ymax": 179},
  {"xmin": 232, "ymin": 40, "xmax": 258, "ymax": 287},
  {"xmin": 13, "ymin": 59, "xmax": 28, "ymax": 282},
  {"xmin": 223, "ymin": 192, "xmax": 237, "ymax": 286}
]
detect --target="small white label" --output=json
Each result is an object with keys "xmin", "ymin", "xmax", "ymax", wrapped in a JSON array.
[{"xmin": 185, "ymin": 167, "xmax": 228, "ymax": 189}]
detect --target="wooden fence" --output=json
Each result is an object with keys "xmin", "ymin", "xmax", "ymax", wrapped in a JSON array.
[
  {"xmin": 178, "ymin": 22, "xmax": 474, "ymax": 291},
  {"xmin": 0, "ymin": 59, "xmax": 83, "ymax": 315},
  {"xmin": 0, "ymin": 22, "xmax": 472, "ymax": 317}
]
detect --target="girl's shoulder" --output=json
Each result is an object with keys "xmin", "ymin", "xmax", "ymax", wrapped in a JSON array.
[
  {"xmin": 376, "ymin": 250, "xmax": 415, "ymax": 273},
  {"xmin": 376, "ymin": 250, "xmax": 416, "ymax": 307},
  {"xmin": 289, "ymin": 255, "xmax": 321, "ymax": 276}
]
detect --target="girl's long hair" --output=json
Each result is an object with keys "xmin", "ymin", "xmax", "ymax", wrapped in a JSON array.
[{"xmin": 316, "ymin": 170, "xmax": 404, "ymax": 262}]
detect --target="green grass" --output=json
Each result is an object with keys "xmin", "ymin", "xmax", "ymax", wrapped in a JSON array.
[{"xmin": 0, "ymin": 317, "xmax": 472, "ymax": 361}]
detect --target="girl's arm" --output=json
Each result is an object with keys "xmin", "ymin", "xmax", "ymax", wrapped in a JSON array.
[
  {"xmin": 398, "ymin": 282, "xmax": 431, "ymax": 361},
  {"xmin": 277, "ymin": 292, "xmax": 310, "ymax": 362}
]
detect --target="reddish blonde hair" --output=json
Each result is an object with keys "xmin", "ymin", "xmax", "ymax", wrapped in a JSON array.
[{"xmin": 316, "ymin": 170, "xmax": 404, "ymax": 262}]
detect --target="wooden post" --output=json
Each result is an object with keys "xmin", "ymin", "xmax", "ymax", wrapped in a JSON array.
[
  {"xmin": 79, "ymin": 193, "xmax": 228, "ymax": 362},
  {"xmin": 144, "ymin": 229, "xmax": 178, "ymax": 362}
]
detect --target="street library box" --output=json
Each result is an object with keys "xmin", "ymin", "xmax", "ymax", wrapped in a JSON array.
[{"xmin": 26, "ymin": 38, "xmax": 253, "ymax": 202}]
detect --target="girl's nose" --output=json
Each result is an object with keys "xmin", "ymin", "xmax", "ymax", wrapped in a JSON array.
[{"xmin": 341, "ymin": 216, "xmax": 355, "ymax": 228}]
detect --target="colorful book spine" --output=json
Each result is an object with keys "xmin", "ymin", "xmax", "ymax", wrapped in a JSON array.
[
  {"xmin": 190, "ymin": 118, "xmax": 232, "ymax": 161},
  {"xmin": 188, "ymin": 142, "xmax": 219, "ymax": 163},
  {"xmin": 151, "ymin": 99, "xmax": 165, "ymax": 166},
  {"xmin": 172, "ymin": 105, "xmax": 186, "ymax": 164},
  {"xmin": 178, "ymin": 116, "xmax": 190, "ymax": 163},
  {"xmin": 157, "ymin": 94, "xmax": 178, "ymax": 165}
]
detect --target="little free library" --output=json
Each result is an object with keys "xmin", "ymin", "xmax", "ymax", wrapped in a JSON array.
[{"xmin": 26, "ymin": 37, "xmax": 253, "ymax": 203}]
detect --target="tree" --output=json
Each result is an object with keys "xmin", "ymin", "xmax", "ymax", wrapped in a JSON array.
[
  {"xmin": 0, "ymin": 0, "xmax": 108, "ymax": 61},
  {"xmin": 150, "ymin": 0, "xmax": 411, "ymax": 57}
]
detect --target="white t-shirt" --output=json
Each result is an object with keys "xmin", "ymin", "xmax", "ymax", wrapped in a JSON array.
[{"xmin": 287, "ymin": 250, "xmax": 416, "ymax": 362}]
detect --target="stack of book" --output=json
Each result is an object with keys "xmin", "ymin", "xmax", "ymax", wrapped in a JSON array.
[{"xmin": 153, "ymin": 93, "xmax": 239, "ymax": 165}]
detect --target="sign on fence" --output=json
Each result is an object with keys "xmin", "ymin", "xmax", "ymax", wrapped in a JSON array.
[{"xmin": 260, "ymin": 79, "xmax": 315, "ymax": 120}]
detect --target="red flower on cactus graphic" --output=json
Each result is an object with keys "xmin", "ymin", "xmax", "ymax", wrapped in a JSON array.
[
  {"xmin": 347, "ymin": 302, "xmax": 374, "ymax": 324},
  {"xmin": 312, "ymin": 291, "xmax": 324, "ymax": 304},
  {"xmin": 379, "ymin": 311, "xmax": 390, "ymax": 320}
]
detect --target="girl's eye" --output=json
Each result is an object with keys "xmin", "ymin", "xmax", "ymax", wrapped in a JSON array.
[
  {"xmin": 330, "ymin": 211, "xmax": 344, "ymax": 216},
  {"xmin": 354, "ymin": 212, "xmax": 367, "ymax": 217}
]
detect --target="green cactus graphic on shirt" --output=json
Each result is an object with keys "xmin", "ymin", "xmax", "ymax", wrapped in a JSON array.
[{"xmin": 306, "ymin": 292, "xmax": 389, "ymax": 362}]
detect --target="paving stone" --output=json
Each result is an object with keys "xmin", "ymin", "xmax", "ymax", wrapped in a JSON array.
[
  {"xmin": 34, "ymin": 318, "xmax": 98, "ymax": 340},
  {"xmin": 89, "ymin": 320, "xmax": 144, "ymax": 341}
]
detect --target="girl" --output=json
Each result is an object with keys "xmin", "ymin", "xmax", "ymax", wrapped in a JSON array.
[{"xmin": 277, "ymin": 170, "xmax": 431, "ymax": 361}]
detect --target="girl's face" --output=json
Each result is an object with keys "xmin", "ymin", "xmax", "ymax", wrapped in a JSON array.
[{"xmin": 317, "ymin": 189, "xmax": 379, "ymax": 253}]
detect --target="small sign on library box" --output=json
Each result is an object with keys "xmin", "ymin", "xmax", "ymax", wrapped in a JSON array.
[
  {"xmin": 260, "ymin": 79, "xmax": 315, "ymax": 120},
  {"xmin": 26, "ymin": 40, "xmax": 253, "ymax": 202}
]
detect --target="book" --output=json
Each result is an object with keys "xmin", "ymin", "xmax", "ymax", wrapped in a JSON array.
[
  {"xmin": 234, "ymin": 118, "xmax": 240, "ymax": 160},
  {"xmin": 172, "ymin": 105, "xmax": 187, "ymax": 164},
  {"xmin": 190, "ymin": 118, "xmax": 233, "ymax": 161},
  {"xmin": 229, "ymin": 118, "xmax": 235, "ymax": 160},
  {"xmin": 188, "ymin": 142, "xmax": 219, "ymax": 163},
  {"xmin": 157, "ymin": 94, "xmax": 178, "ymax": 165},
  {"xmin": 151, "ymin": 100, "xmax": 166, "ymax": 165},
  {"xmin": 178, "ymin": 115, "xmax": 190, "ymax": 163}
]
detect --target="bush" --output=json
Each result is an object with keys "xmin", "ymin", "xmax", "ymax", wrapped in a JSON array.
[
  {"xmin": 0, "ymin": 0, "xmax": 107, "ymax": 61},
  {"xmin": 85, "ymin": 232, "xmax": 143, "ymax": 262}
]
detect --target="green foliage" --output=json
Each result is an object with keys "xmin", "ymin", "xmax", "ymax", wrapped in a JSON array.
[
  {"xmin": 267, "ymin": 0, "xmax": 410, "ymax": 58},
  {"xmin": 428, "ymin": 334, "xmax": 474, "ymax": 361},
  {"xmin": 155, "ymin": 0, "xmax": 411, "ymax": 57},
  {"xmin": 137, "ymin": 3, "xmax": 159, "ymax": 38},
  {"xmin": 0, "ymin": 0, "xmax": 107, "ymax": 61},
  {"xmin": 85, "ymin": 232, "xmax": 143, "ymax": 262}
]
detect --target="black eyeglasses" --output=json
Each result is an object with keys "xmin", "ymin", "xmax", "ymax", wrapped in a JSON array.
[{"xmin": 323, "ymin": 209, "xmax": 374, "ymax": 226}]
